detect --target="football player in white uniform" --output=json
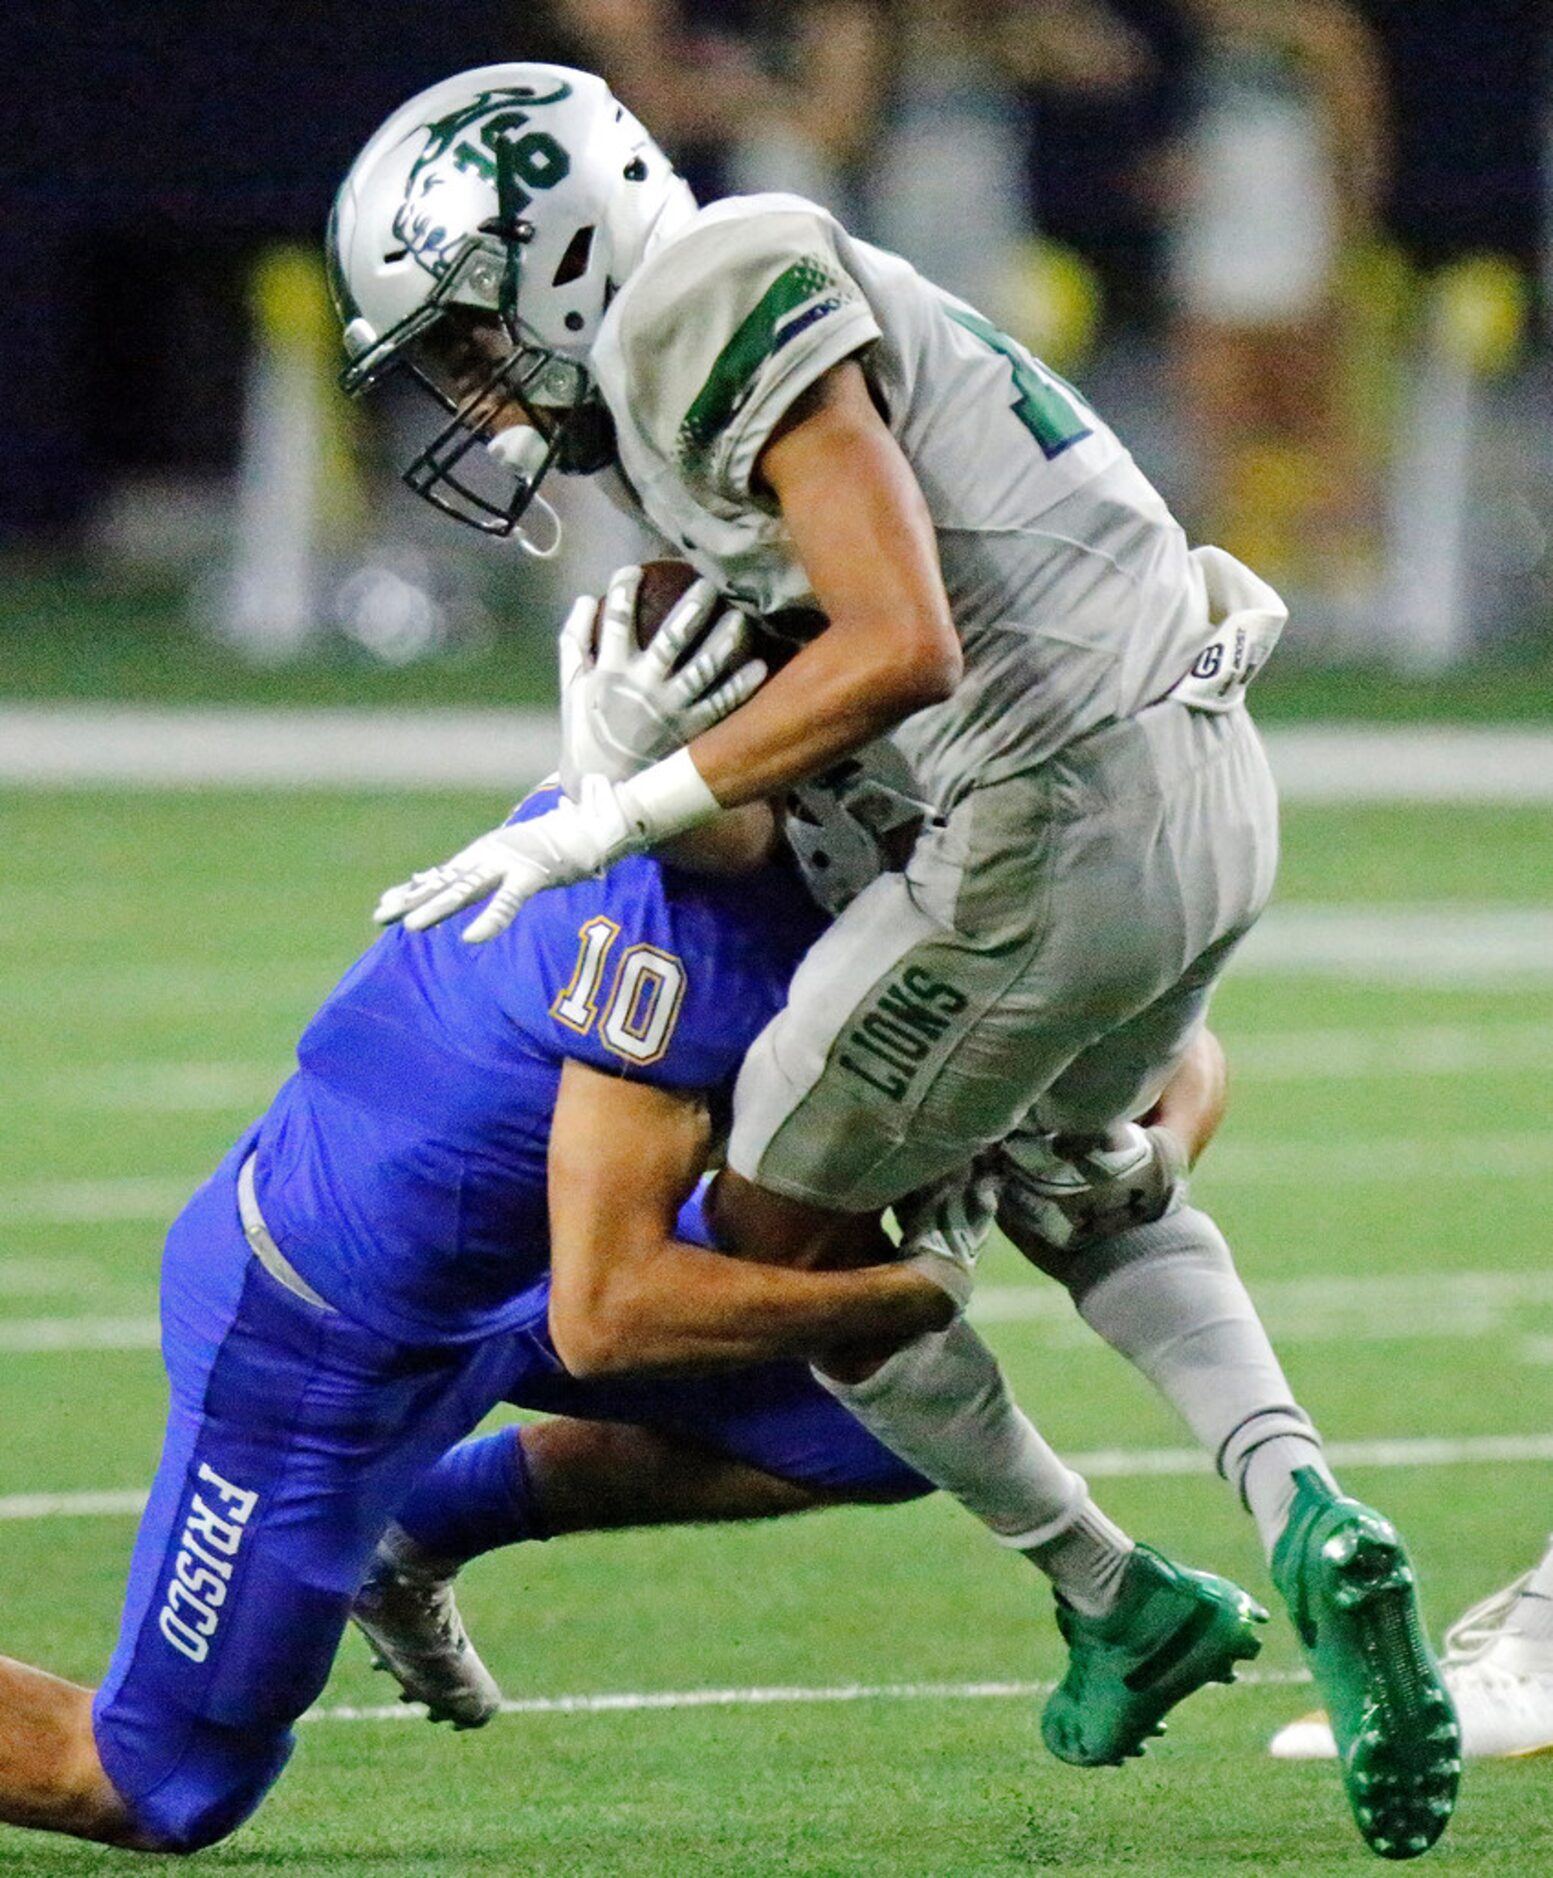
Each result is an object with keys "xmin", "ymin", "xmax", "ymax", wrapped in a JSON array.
[{"xmin": 328, "ymin": 65, "xmax": 1458, "ymax": 1856}]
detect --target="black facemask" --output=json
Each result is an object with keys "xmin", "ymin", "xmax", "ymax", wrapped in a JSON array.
[{"xmin": 389, "ymin": 340, "xmax": 615, "ymax": 545}]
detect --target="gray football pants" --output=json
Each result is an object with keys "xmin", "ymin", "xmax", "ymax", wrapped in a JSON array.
[{"xmin": 727, "ymin": 699, "xmax": 1279, "ymax": 1210}]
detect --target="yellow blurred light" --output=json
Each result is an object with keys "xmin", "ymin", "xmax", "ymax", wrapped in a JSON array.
[
  {"xmin": 251, "ymin": 244, "xmax": 334, "ymax": 353},
  {"xmin": 248, "ymin": 243, "xmax": 363, "ymax": 540},
  {"xmin": 1002, "ymin": 238, "xmax": 1103, "ymax": 372},
  {"xmin": 1433, "ymin": 255, "xmax": 1529, "ymax": 375}
]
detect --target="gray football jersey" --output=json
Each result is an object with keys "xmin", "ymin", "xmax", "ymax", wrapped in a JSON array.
[{"xmin": 591, "ymin": 193, "xmax": 1215, "ymax": 807}]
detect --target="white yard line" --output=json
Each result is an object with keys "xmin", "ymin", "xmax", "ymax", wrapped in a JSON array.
[
  {"xmin": 1234, "ymin": 907, "xmax": 1553, "ymax": 983},
  {"xmin": 17, "ymin": 1021, "xmax": 1553, "ymax": 1117},
  {"xmin": 0, "ymin": 1176, "xmax": 197, "ymax": 1226},
  {"xmin": 3, "ymin": 914, "xmax": 1548, "ymax": 1009},
  {"xmin": 972, "ymin": 1268, "xmax": 1553, "ymax": 1347},
  {"xmin": 0, "ymin": 961, "xmax": 339, "ymax": 1014},
  {"xmin": 4, "ymin": 1264, "xmax": 1551, "ymax": 1357},
  {"xmin": 1204, "ymin": 1132, "xmax": 1553, "ymax": 1184},
  {"xmin": 4, "ymin": 712, "xmax": 1553, "ymax": 801},
  {"xmin": 0, "ymin": 705, "xmax": 558, "ymax": 790},
  {"xmin": 0, "ymin": 1490, "xmax": 150, "ymax": 1520},
  {"xmin": 7, "ymin": 1432, "xmax": 1551, "ymax": 1525},
  {"xmin": 1263, "ymin": 726, "xmax": 1553, "ymax": 804},
  {"xmin": 6, "ymin": 1130, "xmax": 1549, "ymax": 1230},
  {"xmin": 1229, "ymin": 1020, "xmax": 1553, "ymax": 1079},
  {"xmin": 0, "ymin": 1316, "xmax": 160, "ymax": 1353},
  {"xmin": 0, "ymin": 1256, "xmax": 110, "ymax": 1296},
  {"xmin": 36, "ymin": 1062, "xmax": 287, "ymax": 1113},
  {"xmin": 300, "ymin": 1667, "xmax": 1318, "ymax": 1727},
  {"xmin": 1074, "ymin": 1433, "xmax": 1553, "ymax": 1476}
]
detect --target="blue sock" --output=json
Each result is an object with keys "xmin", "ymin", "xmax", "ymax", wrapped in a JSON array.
[
  {"xmin": 394, "ymin": 1427, "xmax": 545, "ymax": 1565},
  {"xmin": 674, "ymin": 1173, "xmax": 724, "ymax": 1249},
  {"xmin": 394, "ymin": 1178, "xmax": 716, "ymax": 1567}
]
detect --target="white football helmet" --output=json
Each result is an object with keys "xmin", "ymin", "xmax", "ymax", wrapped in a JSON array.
[{"xmin": 328, "ymin": 63, "xmax": 694, "ymax": 543}]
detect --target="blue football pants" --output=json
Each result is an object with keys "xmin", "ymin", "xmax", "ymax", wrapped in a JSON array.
[{"xmin": 91, "ymin": 1143, "xmax": 922, "ymax": 1850}]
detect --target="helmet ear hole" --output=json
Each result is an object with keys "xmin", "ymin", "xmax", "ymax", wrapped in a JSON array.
[{"xmin": 552, "ymin": 224, "xmax": 595, "ymax": 287}]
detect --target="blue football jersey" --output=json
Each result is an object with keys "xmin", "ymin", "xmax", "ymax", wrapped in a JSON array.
[{"xmin": 251, "ymin": 790, "xmax": 825, "ymax": 1343}]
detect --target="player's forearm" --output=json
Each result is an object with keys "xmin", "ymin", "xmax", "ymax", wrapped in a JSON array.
[
  {"xmin": 686, "ymin": 618, "xmax": 959, "ymax": 807},
  {"xmin": 1142, "ymin": 1026, "xmax": 1227, "ymax": 1168},
  {"xmin": 549, "ymin": 1238, "xmax": 952, "ymax": 1378}
]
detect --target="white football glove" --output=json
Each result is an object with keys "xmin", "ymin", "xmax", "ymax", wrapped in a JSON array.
[
  {"xmin": 374, "ymin": 749, "xmax": 721, "ymax": 944},
  {"xmin": 895, "ymin": 1162, "xmax": 1003, "ymax": 1315},
  {"xmin": 996, "ymin": 1121, "xmax": 1187, "ymax": 1256},
  {"xmin": 558, "ymin": 565, "xmax": 767, "ymax": 798}
]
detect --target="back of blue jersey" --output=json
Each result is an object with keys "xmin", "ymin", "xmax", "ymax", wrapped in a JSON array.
[{"xmin": 252, "ymin": 791, "xmax": 824, "ymax": 1343}]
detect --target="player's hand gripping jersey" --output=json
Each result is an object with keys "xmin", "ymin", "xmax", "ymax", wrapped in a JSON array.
[
  {"xmin": 252, "ymin": 786, "xmax": 823, "ymax": 1343},
  {"xmin": 593, "ymin": 193, "xmax": 1282, "ymax": 810}
]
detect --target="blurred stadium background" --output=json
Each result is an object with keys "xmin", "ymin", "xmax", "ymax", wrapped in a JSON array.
[
  {"xmin": 3, "ymin": 5, "xmax": 1553, "ymax": 1874},
  {"xmin": 3, "ymin": 0, "xmax": 1551, "ymax": 697}
]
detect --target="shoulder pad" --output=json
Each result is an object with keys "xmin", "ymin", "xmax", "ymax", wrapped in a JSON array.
[{"xmin": 603, "ymin": 198, "xmax": 881, "ymax": 501}]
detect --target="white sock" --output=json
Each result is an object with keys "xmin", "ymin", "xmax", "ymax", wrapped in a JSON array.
[
  {"xmin": 1509, "ymin": 1535, "xmax": 1553, "ymax": 1645},
  {"xmin": 813, "ymin": 1320, "xmax": 1133, "ymax": 1607},
  {"xmin": 1056, "ymin": 1206, "xmax": 1335, "ymax": 1558},
  {"xmin": 1239, "ymin": 1436, "xmax": 1339, "ymax": 1560},
  {"xmin": 1022, "ymin": 1499, "xmax": 1136, "ymax": 1616}
]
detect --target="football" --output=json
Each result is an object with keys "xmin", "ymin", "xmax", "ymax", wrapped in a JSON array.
[
  {"xmin": 595, "ymin": 560, "xmax": 824, "ymax": 673},
  {"xmin": 596, "ymin": 558, "xmax": 702, "ymax": 652}
]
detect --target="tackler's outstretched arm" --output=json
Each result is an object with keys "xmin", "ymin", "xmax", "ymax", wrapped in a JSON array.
[{"xmin": 545, "ymin": 1061, "xmax": 959, "ymax": 1379}]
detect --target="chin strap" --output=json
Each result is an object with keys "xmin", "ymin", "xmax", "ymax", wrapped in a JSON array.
[
  {"xmin": 485, "ymin": 425, "xmax": 563, "ymax": 557},
  {"xmin": 514, "ymin": 494, "xmax": 562, "ymax": 559}
]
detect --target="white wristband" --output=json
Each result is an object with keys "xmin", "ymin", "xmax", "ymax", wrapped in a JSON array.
[{"xmin": 615, "ymin": 746, "xmax": 722, "ymax": 844}]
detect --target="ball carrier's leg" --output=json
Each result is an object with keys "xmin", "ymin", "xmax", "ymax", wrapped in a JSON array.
[
  {"xmin": 708, "ymin": 1172, "xmax": 1136, "ymax": 1602},
  {"xmin": 708, "ymin": 1171, "xmax": 1269, "ymax": 1768},
  {"xmin": 1003, "ymin": 1036, "xmax": 1460, "ymax": 1858}
]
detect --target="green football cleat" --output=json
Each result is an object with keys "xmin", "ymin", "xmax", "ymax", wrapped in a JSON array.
[
  {"xmin": 1271, "ymin": 1470, "xmax": 1461, "ymax": 1861},
  {"xmin": 1042, "ymin": 1544, "xmax": 1268, "ymax": 1767}
]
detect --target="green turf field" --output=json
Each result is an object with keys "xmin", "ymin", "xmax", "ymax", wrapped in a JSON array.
[{"xmin": 2, "ymin": 791, "xmax": 1551, "ymax": 1874}]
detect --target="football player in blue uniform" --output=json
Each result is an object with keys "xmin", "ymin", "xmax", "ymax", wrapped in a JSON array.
[
  {"xmin": 0, "ymin": 775, "xmax": 961, "ymax": 1853},
  {"xmin": 347, "ymin": 1012, "xmax": 1240, "ymax": 1736}
]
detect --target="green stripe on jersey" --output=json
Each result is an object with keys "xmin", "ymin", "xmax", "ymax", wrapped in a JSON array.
[{"xmin": 678, "ymin": 258, "xmax": 838, "ymax": 469}]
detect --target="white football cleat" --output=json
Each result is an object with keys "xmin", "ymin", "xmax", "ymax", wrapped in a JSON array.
[
  {"xmin": 351, "ymin": 1527, "xmax": 502, "ymax": 1729},
  {"xmin": 1267, "ymin": 1711, "xmax": 1340, "ymax": 1760},
  {"xmin": 1269, "ymin": 1570, "xmax": 1553, "ymax": 1761}
]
